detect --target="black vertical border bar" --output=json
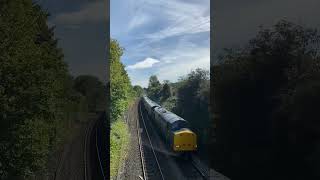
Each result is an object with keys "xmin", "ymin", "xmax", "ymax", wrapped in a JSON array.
[
  {"xmin": 209, "ymin": 0, "xmax": 214, "ymax": 169},
  {"xmin": 105, "ymin": 0, "xmax": 110, "ymax": 178}
]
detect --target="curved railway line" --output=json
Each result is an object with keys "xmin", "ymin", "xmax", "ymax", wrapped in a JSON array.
[
  {"xmin": 95, "ymin": 129, "xmax": 106, "ymax": 179},
  {"xmin": 84, "ymin": 112, "xmax": 106, "ymax": 180},
  {"xmin": 137, "ymin": 100, "xmax": 208, "ymax": 180}
]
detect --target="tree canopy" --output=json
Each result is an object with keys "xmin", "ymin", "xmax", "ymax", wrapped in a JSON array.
[
  {"xmin": 147, "ymin": 75, "xmax": 162, "ymax": 101},
  {"xmin": 0, "ymin": 1, "xmax": 105, "ymax": 178},
  {"xmin": 211, "ymin": 20, "xmax": 320, "ymax": 179},
  {"xmin": 110, "ymin": 39, "xmax": 133, "ymax": 122},
  {"xmin": 175, "ymin": 69, "xmax": 210, "ymax": 147},
  {"xmin": 0, "ymin": 1, "xmax": 70, "ymax": 178},
  {"xmin": 133, "ymin": 85, "xmax": 144, "ymax": 97},
  {"xmin": 73, "ymin": 75, "xmax": 107, "ymax": 112},
  {"xmin": 160, "ymin": 83, "xmax": 172, "ymax": 101}
]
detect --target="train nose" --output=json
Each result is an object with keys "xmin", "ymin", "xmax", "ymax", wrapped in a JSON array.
[{"xmin": 173, "ymin": 130, "xmax": 197, "ymax": 151}]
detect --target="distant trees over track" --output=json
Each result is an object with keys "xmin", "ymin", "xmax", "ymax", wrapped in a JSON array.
[{"xmin": 211, "ymin": 20, "xmax": 320, "ymax": 180}]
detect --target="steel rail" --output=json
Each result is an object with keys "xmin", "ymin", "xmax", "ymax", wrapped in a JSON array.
[
  {"xmin": 190, "ymin": 155, "xmax": 208, "ymax": 180},
  {"xmin": 137, "ymin": 102, "xmax": 148, "ymax": 180},
  {"xmin": 84, "ymin": 120, "xmax": 90, "ymax": 180},
  {"xmin": 96, "ymin": 126, "xmax": 106, "ymax": 180},
  {"xmin": 139, "ymin": 102, "xmax": 165, "ymax": 180}
]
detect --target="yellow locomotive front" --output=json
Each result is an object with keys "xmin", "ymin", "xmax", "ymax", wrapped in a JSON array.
[
  {"xmin": 173, "ymin": 129, "xmax": 197, "ymax": 151},
  {"xmin": 152, "ymin": 106, "xmax": 198, "ymax": 153}
]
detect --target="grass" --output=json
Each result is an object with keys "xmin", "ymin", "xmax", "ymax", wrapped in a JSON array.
[{"xmin": 110, "ymin": 119, "xmax": 130, "ymax": 179}]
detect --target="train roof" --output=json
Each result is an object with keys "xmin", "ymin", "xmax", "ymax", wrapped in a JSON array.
[
  {"xmin": 142, "ymin": 96, "xmax": 160, "ymax": 108},
  {"xmin": 154, "ymin": 107, "xmax": 187, "ymax": 124}
]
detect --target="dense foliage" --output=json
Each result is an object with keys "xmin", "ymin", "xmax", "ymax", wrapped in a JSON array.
[
  {"xmin": 160, "ymin": 83, "xmax": 172, "ymax": 102},
  {"xmin": 175, "ymin": 69, "xmax": 210, "ymax": 149},
  {"xmin": 0, "ymin": 1, "xmax": 105, "ymax": 179},
  {"xmin": 211, "ymin": 20, "xmax": 320, "ymax": 179},
  {"xmin": 73, "ymin": 75, "xmax": 107, "ymax": 112},
  {"xmin": 133, "ymin": 85, "xmax": 144, "ymax": 97},
  {"xmin": 110, "ymin": 39, "xmax": 134, "ymax": 122},
  {"xmin": 147, "ymin": 75, "xmax": 162, "ymax": 102},
  {"xmin": 109, "ymin": 39, "xmax": 137, "ymax": 179},
  {"xmin": 0, "ymin": 1, "xmax": 68, "ymax": 178}
]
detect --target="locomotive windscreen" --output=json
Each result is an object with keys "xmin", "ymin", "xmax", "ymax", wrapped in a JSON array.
[{"xmin": 171, "ymin": 120, "xmax": 189, "ymax": 131}]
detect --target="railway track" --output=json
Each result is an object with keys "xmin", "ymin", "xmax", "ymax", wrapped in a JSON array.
[
  {"xmin": 84, "ymin": 112, "xmax": 106, "ymax": 180},
  {"xmin": 135, "ymin": 99, "xmax": 231, "ymax": 180},
  {"xmin": 52, "ymin": 113, "xmax": 106, "ymax": 180},
  {"xmin": 95, "ymin": 121, "xmax": 106, "ymax": 180},
  {"xmin": 138, "ymin": 102, "xmax": 165, "ymax": 180},
  {"xmin": 190, "ymin": 155, "xmax": 209, "ymax": 180},
  {"xmin": 138, "ymin": 100, "xmax": 212, "ymax": 180},
  {"xmin": 84, "ymin": 115, "xmax": 92, "ymax": 180},
  {"xmin": 136, "ymin": 104, "xmax": 147, "ymax": 180}
]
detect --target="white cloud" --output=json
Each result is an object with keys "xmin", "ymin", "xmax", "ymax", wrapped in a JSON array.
[
  {"xmin": 128, "ymin": 13, "xmax": 150, "ymax": 30},
  {"xmin": 128, "ymin": 39, "xmax": 210, "ymax": 87},
  {"xmin": 155, "ymin": 47, "xmax": 210, "ymax": 82},
  {"xmin": 112, "ymin": 0, "xmax": 210, "ymax": 87},
  {"xmin": 53, "ymin": 1, "xmax": 105, "ymax": 25},
  {"xmin": 143, "ymin": 0, "xmax": 209, "ymax": 41},
  {"xmin": 131, "ymin": 77, "xmax": 150, "ymax": 88},
  {"xmin": 125, "ymin": 0, "xmax": 210, "ymax": 51},
  {"xmin": 127, "ymin": 57, "xmax": 160, "ymax": 70}
]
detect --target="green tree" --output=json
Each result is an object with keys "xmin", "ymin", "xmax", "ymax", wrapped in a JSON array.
[
  {"xmin": 211, "ymin": 20, "xmax": 320, "ymax": 179},
  {"xmin": 133, "ymin": 85, "xmax": 144, "ymax": 97},
  {"xmin": 175, "ymin": 69, "xmax": 210, "ymax": 148},
  {"xmin": 73, "ymin": 75, "xmax": 107, "ymax": 112},
  {"xmin": 147, "ymin": 75, "xmax": 161, "ymax": 101},
  {"xmin": 110, "ymin": 39, "xmax": 132, "ymax": 122},
  {"xmin": 0, "ymin": 1, "xmax": 74, "ymax": 178},
  {"xmin": 160, "ymin": 83, "xmax": 172, "ymax": 101}
]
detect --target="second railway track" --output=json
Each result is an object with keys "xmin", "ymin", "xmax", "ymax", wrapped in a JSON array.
[{"xmin": 138, "ymin": 102, "xmax": 165, "ymax": 180}]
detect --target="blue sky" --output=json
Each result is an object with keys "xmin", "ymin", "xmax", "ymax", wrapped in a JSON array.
[{"xmin": 111, "ymin": 0, "xmax": 210, "ymax": 87}]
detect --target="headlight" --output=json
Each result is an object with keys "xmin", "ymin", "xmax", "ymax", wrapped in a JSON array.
[{"xmin": 175, "ymin": 145, "xmax": 180, "ymax": 148}]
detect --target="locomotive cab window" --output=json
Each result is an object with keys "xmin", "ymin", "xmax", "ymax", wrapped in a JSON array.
[{"xmin": 171, "ymin": 120, "xmax": 188, "ymax": 131}]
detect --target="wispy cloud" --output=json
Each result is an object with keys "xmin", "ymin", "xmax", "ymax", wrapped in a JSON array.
[
  {"xmin": 155, "ymin": 49, "xmax": 210, "ymax": 82},
  {"xmin": 111, "ymin": 0, "xmax": 210, "ymax": 87},
  {"xmin": 154, "ymin": 39, "xmax": 210, "ymax": 82},
  {"xmin": 124, "ymin": 0, "xmax": 210, "ymax": 53},
  {"xmin": 127, "ymin": 57, "xmax": 160, "ymax": 70},
  {"xmin": 128, "ymin": 13, "xmax": 150, "ymax": 30},
  {"xmin": 127, "ymin": 38, "xmax": 210, "ymax": 87},
  {"xmin": 142, "ymin": 0, "xmax": 209, "ymax": 41},
  {"xmin": 53, "ymin": 1, "xmax": 105, "ymax": 25}
]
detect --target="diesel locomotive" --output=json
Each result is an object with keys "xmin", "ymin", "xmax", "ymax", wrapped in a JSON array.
[{"xmin": 141, "ymin": 95, "xmax": 197, "ymax": 152}]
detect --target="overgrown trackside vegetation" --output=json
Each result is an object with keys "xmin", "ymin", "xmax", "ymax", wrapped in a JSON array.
[
  {"xmin": 211, "ymin": 20, "xmax": 320, "ymax": 180},
  {"xmin": 0, "ymin": 1, "xmax": 106, "ymax": 179},
  {"xmin": 110, "ymin": 39, "xmax": 135, "ymax": 123},
  {"xmin": 110, "ymin": 120, "xmax": 129, "ymax": 178},
  {"xmin": 110, "ymin": 39, "xmax": 138, "ymax": 179}
]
